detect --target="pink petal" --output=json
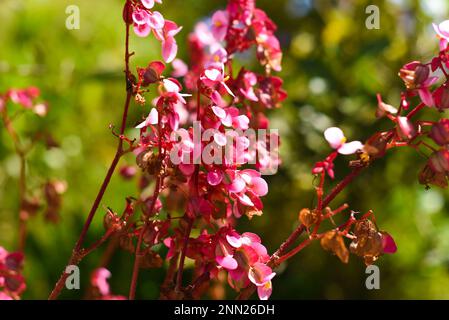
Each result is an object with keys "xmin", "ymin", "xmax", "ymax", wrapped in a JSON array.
[
  {"xmin": 91, "ymin": 268, "xmax": 111, "ymax": 296},
  {"xmin": 0, "ymin": 292, "xmax": 13, "ymax": 300},
  {"xmin": 418, "ymin": 88, "xmax": 434, "ymax": 107},
  {"xmin": 250, "ymin": 177, "xmax": 268, "ymax": 197},
  {"xmin": 248, "ymin": 263, "xmax": 276, "ymax": 286},
  {"xmin": 228, "ymin": 177, "xmax": 246, "ymax": 193},
  {"xmin": 226, "ymin": 234, "xmax": 242, "ymax": 248},
  {"xmin": 207, "ymin": 170, "xmax": 224, "ymax": 186},
  {"xmin": 236, "ymin": 193, "xmax": 254, "ymax": 206},
  {"xmin": 136, "ymin": 108, "xmax": 159, "ymax": 128},
  {"xmin": 257, "ymin": 281, "xmax": 273, "ymax": 300},
  {"xmin": 132, "ymin": 10, "xmax": 149, "ymax": 25},
  {"xmin": 141, "ymin": 0, "xmax": 155, "ymax": 9},
  {"xmin": 148, "ymin": 11, "xmax": 165, "ymax": 29},
  {"xmin": 337, "ymin": 141, "xmax": 363, "ymax": 155},
  {"xmin": 163, "ymin": 78, "xmax": 181, "ymax": 93},
  {"xmin": 381, "ymin": 232, "xmax": 397, "ymax": 254},
  {"xmin": 164, "ymin": 20, "xmax": 183, "ymax": 38},
  {"xmin": 212, "ymin": 106, "xmax": 226, "ymax": 119},
  {"xmin": 133, "ymin": 23, "xmax": 151, "ymax": 37},
  {"xmin": 214, "ymin": 132, "xmax": 227, "ymax": 146},
  {"xmin": 211, "ymin": 10, "xmax": 228, "ymax": 41},
  {"xmin": 324, "ymin": 127, "xmax": 345, "ymax": 150},
  {"xmin": 162, "ymin": 37, "xmax": 178, "ymax": 63},
  {"xmin": 397, "ymin": 116, "xmax": 416, "ymax": 139},
  {"xmin": 216, "ymin": 255, "xmax": 238, "ymax": 270},
  {"xmin": 171, "ymin": 58, "xmax": 188, "ymax": 77},
  {"xmin": 205, "ymin": 68, "xmax": 221, "ymax": 81},
  {"xmin": 234, "ymin": 115, "xmax": 249, "ymax": 129}
]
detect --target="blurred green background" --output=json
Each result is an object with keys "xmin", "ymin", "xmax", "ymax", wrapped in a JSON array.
[{"xmin": 1, "ymin": 0, "xmax": 449, "ymax": 299}]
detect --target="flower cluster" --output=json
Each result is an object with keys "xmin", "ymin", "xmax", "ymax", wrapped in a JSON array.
[
  {"xmin": 0, "ymin": 247, "xmax": 25, "ymax": 300},
  {"xmin": 42, "ymin": 1, "xmax": 449, "ymax": 301},
  {"xmin": 307, "ymin": 18, "xmax": 449, "ymax": 266},
  {"xmin": 125, "ymin": 0, "xmax": 181, "ymax": 63},
  {"xmin": 121, "ymin": 0, "xmax": 286, "ymax": 300}
]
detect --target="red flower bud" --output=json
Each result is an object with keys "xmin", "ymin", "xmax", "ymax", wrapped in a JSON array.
[
  {"xmin": 429, "ymin": 149, "xmax": 449, "ymax": 173},
  {"xmin": 139, "ymin": 61, "xmax": 166, "ymax": 86},
  {"xmin": 122, "ymin": 1, "xmax": 134, "ymax": 25},
  {"xmin": 434, "ymin": 86, "xmax": 449, "ymax": 110},
  {"xmin": 430, "ymin": 119, "xmax": 449, "ymax": 145}
]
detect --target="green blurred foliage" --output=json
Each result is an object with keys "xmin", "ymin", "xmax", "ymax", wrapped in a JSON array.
[{"xmin": 1, "ymin": 0, "xmax": 449, "ymax": 299}]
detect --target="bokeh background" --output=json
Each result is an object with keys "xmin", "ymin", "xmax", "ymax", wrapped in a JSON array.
[{"xmin": 1, "ymin": 0, "xmax": 449, "ymax": 299}]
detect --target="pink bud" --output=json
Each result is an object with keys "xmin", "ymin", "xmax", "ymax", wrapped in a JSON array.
[{"xmin": 397, "ymin": 116, "xmax": 416, "ymax": 140}]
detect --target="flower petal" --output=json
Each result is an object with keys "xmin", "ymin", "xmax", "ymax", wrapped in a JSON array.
[
  {"xmin": 337, "ymin": 141, "xmax": 363, "ymax": 155},
  {"xmin": 324, "ymin": 127, "xmax": 345, "ymax": 150}
]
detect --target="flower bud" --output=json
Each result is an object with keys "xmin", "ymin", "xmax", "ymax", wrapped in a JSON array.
[
  {"xmin": 435, "ymin": 86, "xmax": 449, "ymax": 110},
  {"xmin": 122, "ymin": 1, "xmax": 134, "ymax": 25},
  {"xmin": 430, "ymin": 119, "xmax": 449, "ymax": 146},
  {"xmin": 429, "ymin": 149, "xmax": 449, "ymax": 173},
  {"xmin": 139, "ymin": 61, "xmax": 166, "ymax": 86},
  {"xmin": 397, "ymin": 116, "xmax": 416, "ymax": 140}
]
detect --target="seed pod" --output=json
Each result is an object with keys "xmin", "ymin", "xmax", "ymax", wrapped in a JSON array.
[
  {"xmin": 363, "ymin": 132, "xmax": 389, "ymax": 159},
  {"xmin": 350, "ymin": 220, "xmax": 384, "ymax": 265},
  {"xmin": 320, "ymin": 230, "xmax": 349, "ymax": 264},
  {"xmin": 419, "ymin": 164, "xmax": 448, "ymax": 188},
  {"xmin": 298, "ymin": 208, "xmax": 319, "ymax": 228}
]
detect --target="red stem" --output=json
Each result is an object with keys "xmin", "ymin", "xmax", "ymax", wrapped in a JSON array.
[{"xmin": 48, "ymin": 18, "xmax": 132, "ymax": 300}]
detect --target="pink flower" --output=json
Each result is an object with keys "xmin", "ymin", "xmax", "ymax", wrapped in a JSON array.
[
  {"xmin": 433, "ymin": 20, "xmax": 449, "ymax": 51},
  {"xmin": 8, "ymin": 87, "xmax": 40, "ymax": 109},
  {"xmin": 141, "ymin": 0, "xmax": 162, "ymax": 10},
  {"xmin": 312, "ymin": 152, "xmax": 337, "ymax": 179},
  {"xmin": 91, "ymin": 268, "xmax": 111, "ymax": 296},
  {"xmin": 399, "ymin": 61, "xmax": 437, "ymax": 107},
  {"xmin": 132, "ymin": 9, "xmax": 150, "ymax": 25},
  {"xmin": 201, "ymin": 64, "xmax": 234, "ymax": 106},
  {"xmin": 154, "ymin": 20, "xmax": 183, "ymax": 63},
  {"xmin": 211, "ymin": 106, "xmax": 249, "ymax": 129},
  {"xmin": 239, "ymin": 71, "xmax": 258, "ymax": 101},
  {"xmin": 211, "ymin": 10, "xmax": 229, "ymax": 41},
  {"xmin": 248, "ymin": 262, "xmax": 276, "ymax": 287},
  {"xmin": 324, "ymin": 127, "xmax": 363, "ymax": 155},
  {"xmin": 171, "ymin": 58, "xmax": 188, "ymax": 77}
]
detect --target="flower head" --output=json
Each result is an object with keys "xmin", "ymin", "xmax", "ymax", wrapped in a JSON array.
[{"xmin": 324, "ymin": 127, "xmax": 363, "ymax": 155}]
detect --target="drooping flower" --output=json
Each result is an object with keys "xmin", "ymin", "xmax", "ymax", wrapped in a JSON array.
[
  {"xmin": 433, "ymin": 20, "xmax": 449, "ymax": 51},
  {"xmin": 324, "ymin": 127, "xmax": 363, "ymax": 155},
  {"xmin": 398, "ymin": 61, "xmax": 438, "ymax": 107}
]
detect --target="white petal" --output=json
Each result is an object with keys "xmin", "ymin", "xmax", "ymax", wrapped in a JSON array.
[
  {"xmin": 324, "ymin": 127, "xmax": 345, "ymax": 149},
  {"xmin": 338, "ymin": 141, "xmax": 363, "ymax": 155}
]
